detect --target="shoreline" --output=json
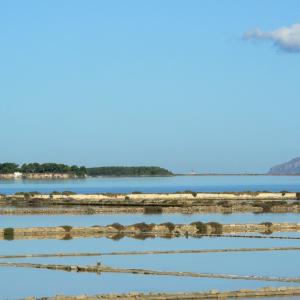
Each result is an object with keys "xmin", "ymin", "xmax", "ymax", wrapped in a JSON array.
[
  {"xmin": 1, "ymin": 191, "xmax": 298, "ymax": 200},
  {"xmin": 1, "ymin": 173, "xmax": 300, "ymax": 180}
]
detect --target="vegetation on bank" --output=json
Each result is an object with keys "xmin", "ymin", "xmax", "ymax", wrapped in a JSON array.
[
  {"xmin": 0, "ymin": 163, "xmax": 86, "ymax": 176},
  {"xmin": 0, "ymin": 163, "xmax": 19, "ymax": 174},
  {"xmin": 86, "ymin": 166, "xmax": 173, "ymax": 176},
  {"xmin": 0, "ymin": 163, "xmax": 173, "ymax": 177},
  {"xmin": 3, "ymin": 228, "xmax": 14, "ymax": 240}
]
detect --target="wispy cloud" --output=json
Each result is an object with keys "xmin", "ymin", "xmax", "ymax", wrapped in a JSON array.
[{"xmin": 244, "ymin": 23, "xmax": 300, "ymax": 52}]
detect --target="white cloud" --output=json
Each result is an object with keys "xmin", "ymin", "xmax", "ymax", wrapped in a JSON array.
[{"xmin": 244, "ymin": 23, "xmax": 300, "ymax": 52}]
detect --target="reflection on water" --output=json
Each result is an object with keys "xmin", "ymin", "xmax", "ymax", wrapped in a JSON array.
[
  {"xmin": 3, "ymin": 250, "xmax": 300, "ymax": 278},
  {"xmin": 1, "ymin": 235, "xmax": 300, "ymax": 256},
  {"xmin": 1, "ymin": 176, "xmax": 300, "ymax": 299},
  {"xmin": 1, "ymin": 234, "xmax": 300, "ymax": 298},
  {"xmin": 0, "ymin": 213, "xmax": 299, "ymax": 228},
  {"xmin": 0, "ymin": 175, "xmax": 300, "ymax": 194},
  {"xmin": 1, "ymin": 268, "xmax": 298, "ymax": 300}
]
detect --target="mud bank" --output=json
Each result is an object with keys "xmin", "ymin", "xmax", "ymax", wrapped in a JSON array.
[
  {"xmin": 1, "ymin": 222, "xmax": 300, "ymax": 240},
  {"xmin": 22, "ymin": 287, "xmax": 300, "ymax": 300}
]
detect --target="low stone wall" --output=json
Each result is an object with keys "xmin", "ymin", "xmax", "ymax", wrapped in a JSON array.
[{"xmin": 1, "ymin": 222, "xmax": 300, "ymax": 240}]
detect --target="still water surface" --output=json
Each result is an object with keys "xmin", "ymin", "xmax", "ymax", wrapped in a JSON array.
[
  {"xmin": 2, "ymin": 235, "xmax": 300, "ymax": 255},
  {"xmin": 1, "ymin": 268, "xmax": 298, "ymax": 300},
  {"xmin": 0, "ymin": 213, "xmax": 299, "ymax": 228},
  {"xmin": 1, "ymin": 236, "xmax": 300, "ymax": 299},
  {"xmin": 0, "ymin": 175, "xmax": 300, "ymax": 194},
  {"xmin": 1, "ymin": 176, "xmax": 300, "ymax": 299}
]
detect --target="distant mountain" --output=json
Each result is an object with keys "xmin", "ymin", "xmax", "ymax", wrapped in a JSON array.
[{"xmin": 268, "ymin": 157, "xmax": 300, "ymax": 175}]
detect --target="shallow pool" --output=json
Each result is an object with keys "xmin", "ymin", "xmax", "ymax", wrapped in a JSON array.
[{"xmin": 0, "ymin": 213, "xmax": 299, "ymax": 228}]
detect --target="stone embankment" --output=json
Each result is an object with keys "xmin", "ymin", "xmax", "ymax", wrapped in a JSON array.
[
  {"xmin": 1, "ymin": 192, "xmax": 297, "ymax": 204},
  {"xmin": 22, "ymin": 287, "xmax": 300, "ymax": 300},
  {"xmin": 1, "ymin": 192, "xmax": 300, "ymax": 214},
  {"xmin": 2, "ymin": 262, "xmax": 300, "ymax": 283},
  {"xmin": 1, "ymin": 222, "xmax": 300, "ymax": 240}
]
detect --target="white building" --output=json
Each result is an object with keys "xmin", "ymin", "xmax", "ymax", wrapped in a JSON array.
[{"xmin": 13, "ymin": 172, "xmax": 23, "ymax": 179}]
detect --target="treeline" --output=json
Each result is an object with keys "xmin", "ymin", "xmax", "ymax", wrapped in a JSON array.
[
  {"xmin": 87, "ymin": 166, "xmax": 173, "ymax": 176},
  {"xmin": 0, "ymin": 163, "xmax": 173, "ymax": 177},
  {"xmin": 0, "ymin": 163, "xmax": 86, "ymax": 176}
]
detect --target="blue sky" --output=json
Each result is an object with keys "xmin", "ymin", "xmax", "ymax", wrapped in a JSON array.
[{"xmin": 0, "ymin": 1, "xmax": 299, "ymax": 173}]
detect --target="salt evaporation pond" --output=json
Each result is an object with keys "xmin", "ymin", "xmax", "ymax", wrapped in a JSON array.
[{"xmin": 1, "ymin": 235, "xmax": 300, "ymax": 299}]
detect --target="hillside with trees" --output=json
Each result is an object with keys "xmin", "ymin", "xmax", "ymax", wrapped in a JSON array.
[
  {"xmin": 0, "ymin": 163, "xmax": 19, "ymax": 174},
  {"xmin": 0, "ymin": 163, "xmax": 87, "ymax": 177},
  {"xmin": 0, "ymin": 163, "xmax": 173, "ymax": 177},
  {"xmin": 86, "ymin": 166, "xmax": 173, "ymax": 176}
]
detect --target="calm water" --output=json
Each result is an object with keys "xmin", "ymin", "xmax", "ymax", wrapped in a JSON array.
[
  {"xmin": 2, "ymin": 235, "xmax": 300, "ymax": 255},
  {"xmin": 1, "ymin": 236, "xmax": 300, "ymax": 299},
  {"xmin": 0, "ymin": 213, "xmax": 299, "ymax": 228},
  {"xmin": 1, "ymin": 176, "xmax": 300, "ymax": 299},
  {"xmin": 0, "ymin": 175, "xmax": 300, "ymax": 194},
  {"xmin": 1, "ymin": 268, "xmax": 298, "ymax": 300}
]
